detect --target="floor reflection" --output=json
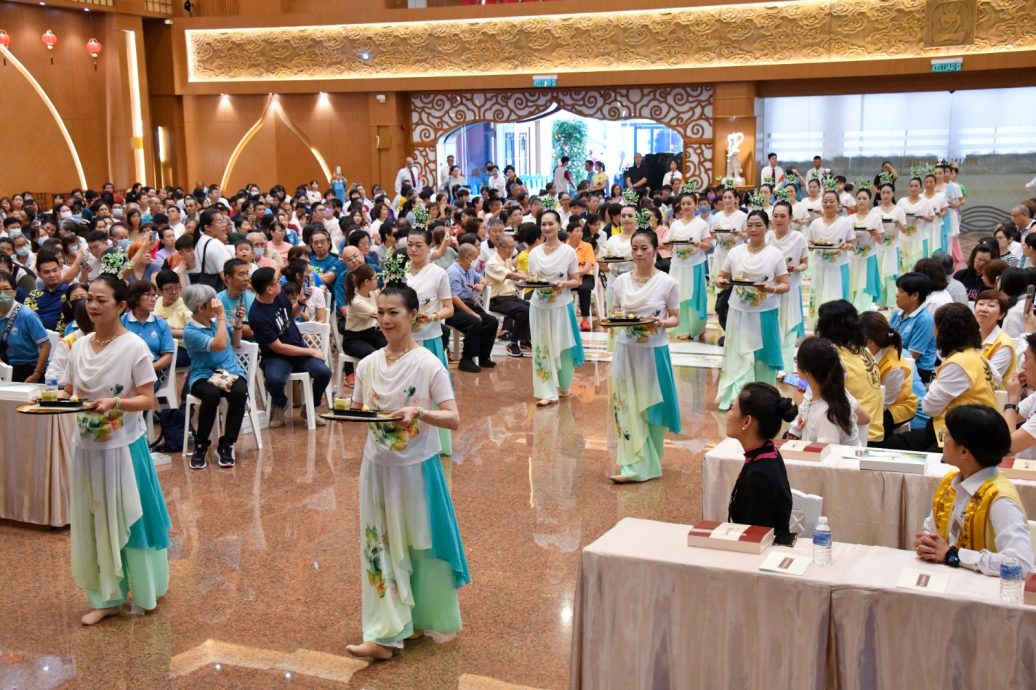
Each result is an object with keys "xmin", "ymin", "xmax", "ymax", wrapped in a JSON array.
[{"xmin": 0, "ymin": 357, "xmax": 724, "ymax": 689}]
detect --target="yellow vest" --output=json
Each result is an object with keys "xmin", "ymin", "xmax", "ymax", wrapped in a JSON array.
[
  {"xmin": 876, "ymin": 348, "xmax": 918, "ymax": 424},
  {"xmin": 932, "ymin": 348, "xmax": 997, "ymax": 448},
  {"xmin": 983, "ymin": 328, "xmax": 1017, "ymax": 388},
  {"xmin": 838, "ymin": 346, "xmax": 884, "ymax": 442},
  {"xmin": 932, "ymin": 469, "xmax": 1025, "ymax": 552}
]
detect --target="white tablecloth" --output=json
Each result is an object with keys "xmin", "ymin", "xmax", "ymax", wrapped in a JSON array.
[
  {"xmin": 702, "ymin": 437, "xmax": 1036, "ymax": 549},
  {"xmin": 570, "ymin": 518, "xmax": 1036, "ymax": 690},
  {"xmin": 0, "ymin": 398, "xmax": 73, "ymax": 526}
]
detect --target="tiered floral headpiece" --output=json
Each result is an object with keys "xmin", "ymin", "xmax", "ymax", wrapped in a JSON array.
[
  {"xmin": 716, "ymin": 176, "xmax": 737, "ymax": 190},
  {"xmin": 911, "ymin": 162, "xmax": 936, "ymax": 179},
  {"xmin": 747, "ymin": 190, "xmax": 767, "ymax": 209},
  {"xmin": 636, "ymin": 209, "xmax": 653, "ymax": 230},
  {"xmin": 681, "ymin": 180, "xmax": 699, "ymax": 194},
  {"xmin": 821, "ymin": 172, "xmax": 837, "ymax": 191},
  {"xmin": 877, "ymin": 170, "xmax": 896, "ymax": 187},
  {"xmin": 99, "ymin": 248, "xmax": 128, "ymax": 275},
  {"xmin": 539, "ymin": 196, "xmax": 558, "ymax": 211},
  {"xmin": 412, "ymin": 203, "xmax": 429, "ymax": 232},
  {"xmin": 380, "ymin": 252, "xmax": 410, "ymax": 286},
  {"xmin": 856, "ymin": 176, "xmax": 873, "ymax": 193},
  {"xmin": 621, "ymin": 189, "xmax": 640, "ymax": 207},
  {"xmin": 774, "ymin": 187, "xmax": 793, "ymax": 202}
]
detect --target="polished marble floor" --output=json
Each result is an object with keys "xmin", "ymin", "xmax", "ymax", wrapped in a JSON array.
[{"xmin": 0, "ymin": 355, "xmax": 728, "ymax": 690}]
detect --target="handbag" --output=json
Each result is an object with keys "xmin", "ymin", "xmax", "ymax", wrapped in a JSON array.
[
  {"xmin": 207, "ymin": 368, "xmax": 240, "ymax": 392},
  {"xmin": 189, "ymin": 236, "xmax": 226, "ymax": 292},
  {"xmin": 0, "ymin": 302, "xmax": 21, "ymax": 364}
]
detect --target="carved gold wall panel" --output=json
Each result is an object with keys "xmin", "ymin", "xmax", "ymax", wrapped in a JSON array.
[
  {"xmin": 409, "ymin": 87, "xmax": 713, "ymax": 191},
  {"xmin": 183, "ymin": 0, "xmax": 1034, "ymax": 84}
]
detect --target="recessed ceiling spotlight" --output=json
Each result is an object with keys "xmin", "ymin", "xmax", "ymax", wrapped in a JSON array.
[{"xmin": 358, "ymin": 51, "xmax": 370, "ymax": 62}]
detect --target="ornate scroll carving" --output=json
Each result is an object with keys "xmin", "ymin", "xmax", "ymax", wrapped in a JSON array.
[
  {"xmin": 409, "ymin": 86, "xmax": 713, "ymax": 188},
  {"xmin": 183, "ymin": 0, "xmax": 1035, "ymax": 85}
]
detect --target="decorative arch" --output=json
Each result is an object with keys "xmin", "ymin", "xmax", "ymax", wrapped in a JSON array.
[{"xmin": 411, "ymin": 86, "xmax": 713, "ymax": 190}]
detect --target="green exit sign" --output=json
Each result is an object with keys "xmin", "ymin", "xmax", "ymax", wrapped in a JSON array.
[
  {"xmin": 931, "ymin": 58, "xmax": 963, "ymax": 73},
  {"xmin": 532, "ymin": 74, "xmax": 557, "ymax": 88}
]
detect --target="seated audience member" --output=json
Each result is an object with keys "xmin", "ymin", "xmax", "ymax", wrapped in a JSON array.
[
  {"xmin": 0, "ymin": 270, "xmax": 51, "ymax": 382},
  {"xmin": 914, "ymin": 404, "xmax": 1033, "ymax": 576},
  {"xmin": 725, "ymin": 382, "xmax": 797, "ymax": 545},
  {"xmin": 45, "ymin": 299, "xmax": 92, "ymax": 386},
  {"xmin": 815, "ymin": 300, "xmax": 883, "ymax": 443},
  {"xmin": 182, "ymin": 284, "xmax": 248, "ymax": 470},
  {"xmin": 217, "ymin": 258, "xmax": 256, "ymax": 339},
  {"xmin": 887, "ymin": 303, "xmax": 996, "ymax": 452},
  {"xmin": 340, "ymin": 264, "xmax": 386, "ymax": 361},
  {"xmin": 914, "ymin": 257, "xmax": 952, "ymax": 314},
  {"xmin": 121, "ymin": 281, "xmax": 175, "ymax": 381},
  {"xmin": 954, "ymin": 241, "xmax": 995, "ymax": 301},
  {"xmin": 247, "ymin": 231, "xmax": 279, "ymax": 271},
  {"xmin": 248, "ymin": 267, "xmax": 331, "ymax": 428},
  {"xmin": 484, "ymin": 233, "xmax": 530, "ymax": 358},
  {"xmin": 444, "ymin": 244, "xmax": 499, "ymax": 373},
  {"xmin": 890, "ymin": 272, "xmax": 936, "ymax": 382},
  {"xmin": 998, "ymin": 267, "xmax": 1031, "ymax": 339},
  {"xmin": 123, "ymin": 238, "xmax": 161, "ymax": 285},
  {"xmin": 861, "ymin": 310, "xmax": 922, "ymax": 440},
  {"xmin": 934, "ymin": 251, "xmax": 968, "ymax": 303},
  {"xmin": 789, "ymin": 337, "xmax": 869, "ymax": 446},
  {"xmin": 59, "ymin": 283, "xmax": 88, "ymax": 335},
  {"xmin": 565, "ymin": 223, "xmax": 597, "ymax": 331},
  {"xmin": 20, "ymin": 252, "xmax": 69, "ymax": 332},
  {"xmin": 1004, "ymin": 333, "xmax": 1036, "ymax": 458},
  {"xmin": 282, "ymin": 259, "xmax": 327, "ymax": 324},
  {"xmin": 155, "ymin": 269, "xmax": 193, "ymax": 365},
  {"xmin": 981, "ymin": 257, "xmax": 1008, "ymax": 290},
  {"xmin": 974, "ymin": 289, "xmax": 1016, "ymax": 387}
]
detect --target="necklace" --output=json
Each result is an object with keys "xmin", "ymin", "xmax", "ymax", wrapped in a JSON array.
[
  {"xmin": 386, "ymin": 345, "xmax": 414, "ymax": 362},
  {"xmin": 632, "ymin": 271, "xmax": 655, "ymax": 284},
  {"xmin": 93, "ymin": 332, "xmax": 120, "ymax": 347}
]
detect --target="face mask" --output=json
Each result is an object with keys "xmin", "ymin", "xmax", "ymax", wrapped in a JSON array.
[
  {"xmin": 15, "ymin": 246, "xmax": 29, "ymax": 257},
  {"xmin": 707, "ymin": 193, "xmax": 717, "ymax": 202},
  {"xmin": 113, "ymin": 209, "xmax": 124, "ymax": 218},
  {"xmin": 0, "ymin": 293, "xmax": 13, "ymax": 311},
  {"xmin": 8, "ymin": 229, "xmax": 21, "ymax": 239},
  {"xmin": 71, "ymin": 214, "xmax": 82, "ymax": 222},
  {"xmin": 117, "ymin": 239, "xmax": 130, "ymax": 250},
  {"xmin": 253, "ymin": 247, "xmax": 265, "ymax": 258},
  {"xmin": 60, "ymin": 211, "xmax": 72, "ymax": 220}
]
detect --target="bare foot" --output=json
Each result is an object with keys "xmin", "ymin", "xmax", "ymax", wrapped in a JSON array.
[
  {"xmin": 609, "ymin": 474, "xmax": 637, "ymax": 484},
  {"xmin": 346, "ymin": 642, "xmax": 394, "ymax": 661},
  {"xmin": 81, "ymin": 607, "xmax": 121, "ymax": 626},
  {"xmin": 536, "ymin": 398, "xmax": 558, "ymax": 407}
]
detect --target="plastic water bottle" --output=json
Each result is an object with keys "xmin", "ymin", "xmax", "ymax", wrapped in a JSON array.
[
  {"xmin": 1000, "ymin": 555, "xmax": 1024, "ymax": 604},
  {"xmin": 812, "ymin": 516, "xmax": 832, "ymax": 567}
]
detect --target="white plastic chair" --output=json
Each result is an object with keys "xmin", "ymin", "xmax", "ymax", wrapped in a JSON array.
[
  {"xmin": 45, "ymin": 329, "xmax": 59, "ymax": 362},
  {"xmin": 285, "ymin": 321, "xmax": 332, "ymax": 428},
  {"xmin": 0, "ymin": 362, "xmax": 11, "ymax": 383},
  {"xmin": 146, "ymin": 341, "xmax": 180, "ymax": 444},
  {"xmin": 790, "ymin": 488, "xmax": 824, "ymax": 538},
  {"xmin": 182, "ymin": 341, "xmax": 263, "ymax": 455}
]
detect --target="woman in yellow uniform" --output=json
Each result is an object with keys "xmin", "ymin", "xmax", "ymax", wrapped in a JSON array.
[
  {"xmin": 888, "ymin": 303, "xmax": 996, "ymax": 452},
  {"xmin": 974, "ymin": 289, "xmax": 1017, "ymax": 388},
  {"xmin": 861, "ymin": 310, "xmax": 921, "ymax": 443},
  {"xmin": 814, "ymin": 300, "xmax": 884, "ymax": 444}
]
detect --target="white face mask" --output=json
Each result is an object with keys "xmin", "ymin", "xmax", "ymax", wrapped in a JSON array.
[
  {"xmin": 8, "ymin": 228, "xmax": 22, "ymax": 239},
  {"xmin": 59, "ymin": 211, "xmax": 72, "ymax": 220},
  {"xmin": 15, "ymin": 245, "xmax": 30, "ymax": 257}
]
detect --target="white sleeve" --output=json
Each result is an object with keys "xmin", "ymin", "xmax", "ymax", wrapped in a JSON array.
[
  {"xmin": 881, "ymin": 367, "xmax": 905, "ymax": 407},
  {"xmin": 988, "ymin": 346, "xmax": 1014, "ymax": 384},
  {"xmin": 921, "ymin": 363, "xmax": 971, "ymax": 417},
  {"xmin": 130, "ymin": 341, "xmax": 158, "ymax": 389},
  {"xmin": 436, "ymin": 271, "xmax": 452, "ymax": 302},
  {"xmin": 46, "ymin": 340, "xmax": 70, "ymax": 386},
  {"xmin": 429, "ymin": 359, "xmax": 455, "ymax": 405},
  {"xmin": 665, "ymin": 280, "xmax": 680, "ymax": 311},
  {"xmin": 958, "ymin": 497, "xmax": 1035, "ymax": 577}
]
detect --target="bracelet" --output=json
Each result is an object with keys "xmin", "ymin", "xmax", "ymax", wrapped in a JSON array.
[
  {"xmin": 416, "ymin": 407, "xmax": 425, "ymax": 421},
  {"xmin": 113, "ymin": 397, "xmax": 121, "ymax": 410}
]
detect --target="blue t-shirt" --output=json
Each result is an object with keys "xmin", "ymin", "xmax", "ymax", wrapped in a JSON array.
[
  {"xmin": 248, "ymin": 292, "xmax": 306, "ymax": 359},
  {"xmin": 890, "ymin": 307, "xmax": 936, "ymax": 371},
  {"xmin": 121, "ymin": 312, "xmax": 176, "ymax": 362},
  {"xmin": 310, "ymin": 253, "xmax": 343, "ymax": 291},
  {"xmin": 0, "ymin": 303, "xmax": 49, "ymax": 366},
  {"xmin": 217, "ymin": 289, "xmax": 256, "ymax": 324},
  {"xmin": 182, "ymin": 318, "xmax": 244, "ymax": 388}
]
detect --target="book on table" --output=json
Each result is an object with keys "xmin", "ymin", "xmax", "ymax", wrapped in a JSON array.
[
  {"xmin": 999, "ymin": 457, "xmax": 1036, "ymax": 481},
  {"xmin": 687, "ymin": 520, "xmax": 775, "ymax": 554},
  {"xmin": 848, "ymin": 448, "xmax": 928, "ymax": 474},
  {"xmin": 774, "ymin": 439, "xmax": 830, "ymax": 461}
]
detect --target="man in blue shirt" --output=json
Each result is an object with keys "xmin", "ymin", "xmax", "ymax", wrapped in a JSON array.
[
  {"xmin": 309, "ymin": 229, "xmax": 343, "ymax": 292},
  {"xmin": 890, "ymin": 272, "xmax": 937, "ymax": 382},
  {"xmin": 445, "ymin": 244, "xmax": 498, "ymax": 373},
  {"xmin": 248, "ymin": 268, "xmax": 331, "ymax": 428},
  {"xmin": 0, "ymin": 270, "xmax": 51, "ymax": 382},
  {"xmin": 19, "ymin": 252, "xmax": 69, "ymax": 332},
  {"xmin": 333, "ymin": 246, "xmax": 366, "ymax": 325},
  {"xmin": 217, "ymin": 258, "xmax": 256, "ymax": 340}
]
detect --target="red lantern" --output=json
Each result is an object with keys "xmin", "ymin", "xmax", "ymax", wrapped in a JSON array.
[
  {"xmin": 86, "ymin": 38, "xmax": 102, "ymax": 70},
  {"xmin": 41, "ymin": 30, "xmax": 57, "ymax": 64},
  {"xmin": 0, "ymin": 29, "xmax": 10, "ymax": 66}
]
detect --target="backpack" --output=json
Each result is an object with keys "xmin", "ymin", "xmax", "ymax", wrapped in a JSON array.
[{"xmin": 151, "ymin": 408, "xmax": 190, "ymax": 453}]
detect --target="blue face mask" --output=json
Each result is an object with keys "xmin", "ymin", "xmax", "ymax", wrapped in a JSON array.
[
  {"xmin": 15, "ymin": 245, "xmax": 30, "ymax": 257},
  {"xmin": 117, "ymin": 239, "xmax": 130, "ymax": 250},
  {"xmin": 71, "ymin": 214, "xmax": 82, "ymax": 222}
]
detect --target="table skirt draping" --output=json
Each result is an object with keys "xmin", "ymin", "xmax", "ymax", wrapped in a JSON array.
[
  {"xmin": 571, "ymin": 518, "xmax": 1036, "ymax": 690},
  {"xmin": 570, "ymin": 518, "xmax": 832, "ymax": 690},
  {"xmin": 0, "ymin": 398, "xmax": 73, "ymax": 526},
  {"xmin": 703, "ymin": 438, "xmax": 1036, "ymax": 549}
]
